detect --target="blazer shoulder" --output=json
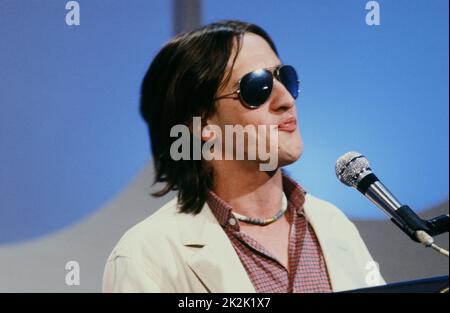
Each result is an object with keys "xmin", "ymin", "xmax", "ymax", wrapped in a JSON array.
[
  {"xmin": 108, "ymin": 197, "xmax": 181, "ymax": 259},
  {"xmin": 304, "ymin": 193, "xmax": 347, "ymax": 219},
  {"xmin": 304, "ymin": 193, "xmax": 361, "ymax": 236}
]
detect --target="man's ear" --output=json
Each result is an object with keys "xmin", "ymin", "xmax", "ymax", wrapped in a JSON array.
[
  {"xmin": 186, "ymin": 117, "xmax": 198, "ymax": 134},
  {"xmin": 202, "ymin": 114, "xmax": 221, "ymax": 142},
  {"xmin": 186, "ymin": 114, "xmax": 215, "ymax": 142},
  {"xmin": 201, "ymin": 124, "xmax": 215, "ymax": 142}
]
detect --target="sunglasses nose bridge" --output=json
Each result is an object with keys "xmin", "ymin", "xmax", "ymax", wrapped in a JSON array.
[{"xmin": 272, "ymin": 67, "xmax": 281, "ymax": 82}]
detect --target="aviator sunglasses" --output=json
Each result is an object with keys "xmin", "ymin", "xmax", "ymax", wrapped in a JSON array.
[{"xmin": 215, "ymin": 64, "xmax": 300, "ymax": 109}]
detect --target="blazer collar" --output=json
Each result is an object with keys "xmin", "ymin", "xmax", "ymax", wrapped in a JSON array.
[
  {"xmin": 303, "ymin": 195, "xmax": 356, "ymax": 292},
  {"xmin": 177, "ymin": 201, "xmax": 255, "ymax": 293}
]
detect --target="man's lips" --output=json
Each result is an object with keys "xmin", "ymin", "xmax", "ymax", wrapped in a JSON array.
[{"xmin": 277, "ymin": 117, "xmax": 297, "ymax": 132}]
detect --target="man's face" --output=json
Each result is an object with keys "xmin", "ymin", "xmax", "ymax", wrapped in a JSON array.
[{"xmin": 206, "ymin": 33, "xmax": 303, "ymax": 169}]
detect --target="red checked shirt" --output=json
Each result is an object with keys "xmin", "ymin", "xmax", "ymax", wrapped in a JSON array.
[{"xmin": 205, "ymin": 174, "xmax": 332, "ymax": 293}]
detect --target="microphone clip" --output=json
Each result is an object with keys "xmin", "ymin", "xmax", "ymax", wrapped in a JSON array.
[{"xmin": 393, "ymin": 205, "xmax": 449, "ymax": 242}]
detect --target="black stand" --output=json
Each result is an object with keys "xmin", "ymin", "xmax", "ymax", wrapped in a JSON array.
[{"xmin": 342, "ymin": 275, "xmax": 449, "ymax": 293}]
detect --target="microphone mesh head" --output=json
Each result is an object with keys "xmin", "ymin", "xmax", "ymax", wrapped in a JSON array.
[{"xmin": 335, "ymin": 151, "xmax": 371, "ymax": 187}]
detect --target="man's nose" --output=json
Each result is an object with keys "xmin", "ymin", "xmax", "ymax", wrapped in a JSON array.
[{"xmin": 269, "ymin": 79, "xmax": 295, "ymax": 111}]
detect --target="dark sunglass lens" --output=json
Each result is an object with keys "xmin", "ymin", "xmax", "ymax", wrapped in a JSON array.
[
  {"xmin": 239, "ymin": 69, "xmax": 273, "ymax": 108},
  {"xmin": 279, "ymin": 65, "xmax": 299, "ymax": 99}
]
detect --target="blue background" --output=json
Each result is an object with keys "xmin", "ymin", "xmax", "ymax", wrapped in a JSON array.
[{"xmin": 0, "ymin": 0, "xmax": 448, "ymax": 243}]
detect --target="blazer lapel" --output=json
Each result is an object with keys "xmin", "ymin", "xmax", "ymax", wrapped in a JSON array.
[
  {"xmin": 303, "ymin": 195, "xmax": 357, "ymax": 292},
  {"xmin": 178, "ymin": 202, "xmax": 255, "ymax": 293}
]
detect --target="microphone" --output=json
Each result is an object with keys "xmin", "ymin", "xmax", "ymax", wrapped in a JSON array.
[{"xmin": 335, "ymin": 151, "xmax": 447, "ymax": 246}]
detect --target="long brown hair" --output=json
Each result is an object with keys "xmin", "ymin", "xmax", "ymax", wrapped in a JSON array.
[{"xmin": 140, "ymin": 20, "xmax": 279, "ymax": 214}]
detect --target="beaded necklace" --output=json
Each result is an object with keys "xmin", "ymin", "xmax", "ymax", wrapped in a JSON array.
[{"xmin": 231, "ymin": 192, "xmax": 288, "ymax": 226}]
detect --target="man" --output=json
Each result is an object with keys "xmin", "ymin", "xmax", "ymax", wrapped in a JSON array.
[{"xmin": 102, "ymin": 20, "xmax": 384, "ymax": 293}]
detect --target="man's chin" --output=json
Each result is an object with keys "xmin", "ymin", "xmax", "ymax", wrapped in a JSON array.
[{"xmin": 278, "ymin": 150, "xmax": 302, "ymax": 167}]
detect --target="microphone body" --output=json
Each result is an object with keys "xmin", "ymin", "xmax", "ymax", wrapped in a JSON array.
[
  {"xmin": 335, "ymin": 152, "xmax": 449, "ymax": 244},
  {"xmin": 357, "ymin": 171, "xmax": 431, "ymax": 242}
]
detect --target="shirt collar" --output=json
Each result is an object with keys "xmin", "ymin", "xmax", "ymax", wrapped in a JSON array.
[{"xmin": 206, "ymin": 171, "xmax": 306, "ymax": 229}]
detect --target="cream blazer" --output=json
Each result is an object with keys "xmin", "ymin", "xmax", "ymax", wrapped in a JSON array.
[{"xmin": 103, "ymin": 194, "xmax": 385, "ymax": 293}]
